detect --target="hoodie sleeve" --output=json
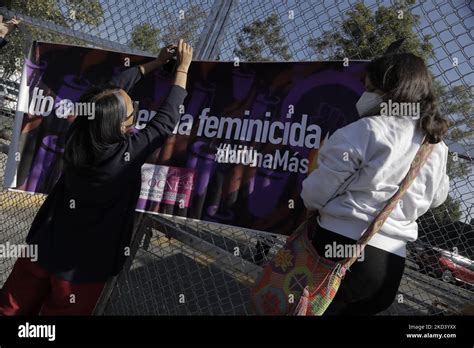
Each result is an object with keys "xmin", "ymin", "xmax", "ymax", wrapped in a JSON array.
[
  {"xmin": 430, "ymin": 145, "xmax": 450, "ymax": 208},
  {"xmin": 108, "ymin": 66, "xmax": 143, "ymax": 92},
  {"xmin": 125, "ymin": 84, "xmax": 187, "ymax": 164},
  {"xmin": 300, "ymin": 128, "xmax": 363, "ymax": 211}
]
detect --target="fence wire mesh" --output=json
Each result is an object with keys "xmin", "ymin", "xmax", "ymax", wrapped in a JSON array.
[{"xmin": 0, "ymin": 0, "xmax": 472, "ymax": 316}]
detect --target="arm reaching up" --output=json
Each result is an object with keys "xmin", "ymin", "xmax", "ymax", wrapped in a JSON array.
[
  {"xmin": 125, "ymin": 39, "xmax": 193, "ymax": 163},
  {"xmin": 138, "ymin": 43, "xmax": 177, "ymax": 75},
  {"xmin": 0, "ymin": 15, "xmax": 20, "ymax": 49},
  {"xmin": 173, "ymin": 39, "xmax": 193, "ymax": 90}
]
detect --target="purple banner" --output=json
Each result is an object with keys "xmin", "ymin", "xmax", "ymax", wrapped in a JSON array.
[{"xmin": 6, "ymin": 42, "xmax": 368, "ymax": 236}]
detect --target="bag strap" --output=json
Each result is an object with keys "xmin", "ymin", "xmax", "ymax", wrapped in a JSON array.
[{"xmin": 342, "ymin": 135, "xmax": 434, "ymax": 269}]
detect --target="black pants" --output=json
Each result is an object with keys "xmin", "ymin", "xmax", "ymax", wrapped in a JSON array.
[{"xmin": 311, "ymin": 219, "xmax": 406, "ymax": 315}]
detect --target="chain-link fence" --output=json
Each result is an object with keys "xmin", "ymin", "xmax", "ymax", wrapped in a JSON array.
[{"xmin": 0, "ymin": 0, "xmax": 472, "ymax": 316}]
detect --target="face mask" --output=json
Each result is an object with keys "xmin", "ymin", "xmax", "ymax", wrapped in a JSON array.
[{"xmin": 356, "ymin": 91, "xmax": 383, "ymax": 117}]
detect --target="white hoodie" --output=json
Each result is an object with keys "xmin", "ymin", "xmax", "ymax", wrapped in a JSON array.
[{"xmin": 300, "ymin": 115, "xmax": 450, "ymax": 257}]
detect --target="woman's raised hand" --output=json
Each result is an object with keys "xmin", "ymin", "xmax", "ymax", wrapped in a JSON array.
[
  {"xmin": 0, "ymin": 16, "xmax": 20, "ymax": 39},
  {"xmin": 157, "ymin": 44, "xmax": 176, "ymax": 64},
  {"xmin": 176, "ymin": 39, "xmax": 193, "ymax": 72}
]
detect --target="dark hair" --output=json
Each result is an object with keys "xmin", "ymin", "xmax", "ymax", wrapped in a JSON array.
[
  {"xmin": 63, "ymin": 86, "xmax": 127, "ymax": 168},
  {"xmin": 367, "ymin": 53, "xmax": 449, "ymax": 144}
]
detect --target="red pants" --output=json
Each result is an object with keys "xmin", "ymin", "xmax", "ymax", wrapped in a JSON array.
[{"xmin": 0, "ymin": 257, "xmax": 105, "ymax": 315}]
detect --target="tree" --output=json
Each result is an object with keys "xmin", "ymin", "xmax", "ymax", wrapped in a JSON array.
[
  {"xmin": 129, "ymin": 23, "xmax": 161, "ymax": 55},
  {"xmin": 307, "ymin": 0, "xmax": 471, "ymax": 223},
  {"xmin": 234, "ymin": 13, "xmax": 291, "ymax": 62},
  {"xmin": 430, "ymin": 195, "xmax": 463, "ymax": 225},
  {"xmin": 308, "ymin": 1, "xmax": 432, "ymax": 61},
  {"xmin": 160, "ymin": 4, "xmax": 207, "ymax": 46},
  {"xmin": 128, "ymin": 4, "xmax": 207, "ymax": 55},
  {"xmin": 0, "ymin": 0, "xmax": 104, "ymax": 77}
]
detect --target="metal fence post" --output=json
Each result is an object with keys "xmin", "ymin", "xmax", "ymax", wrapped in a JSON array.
[{"xmin": 194, "ymin": 0, "xmax": 235, "ymax": 60}]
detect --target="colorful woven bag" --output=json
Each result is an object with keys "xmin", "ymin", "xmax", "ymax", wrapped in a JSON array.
[{"xmin": 250, "ymin": 136, "xmax": 434, "ymax": 315}]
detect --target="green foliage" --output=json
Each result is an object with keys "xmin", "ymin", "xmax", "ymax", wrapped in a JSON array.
[
  {"xmin": 234, "ymin": 13, "xmax": 291, "ymax": 62},
  {"xmin": 10, "ymin": 0, "xmax": 104, "ymax": 26},
  {"xmin": 128, "ymin": 5, "xmax": 207, "ymax": 55},
  {"xmin": 63, "ymin": 0, "xmax": 103, "ymax": 27},
  {"xmin": 436, "ymin": 83, "xmax": 474, "ymax": 139},
  {"xmin": 160, "ymin": 4, "xmax": 207, "ymax": 46},
  {"xmin": 0, "ymin": 0, "xmax": 104, "ymax": 77},
  {"xmin": 429, "ymin": 194, "xmax": 463, "ymax": 225},
  {"xmin": 433, "ymin": 81, "xmax": 473, "ymax": 179},
  {"xmin": 129, "ymin": 23, "xmax": 161, "ymax": 55},
  {"xmin": 308, "ymin": 1, "xmax": 432, "ymax": 60}
]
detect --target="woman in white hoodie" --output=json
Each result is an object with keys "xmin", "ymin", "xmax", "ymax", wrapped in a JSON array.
[{"xmin": 300, "ymin": 52, "xmax": 450, "ymax": 315}]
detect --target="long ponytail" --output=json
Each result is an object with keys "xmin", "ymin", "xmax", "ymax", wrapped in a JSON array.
[{"xmin": 418, "ymin": 88, "xmax": 449, "ymax": 143}]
